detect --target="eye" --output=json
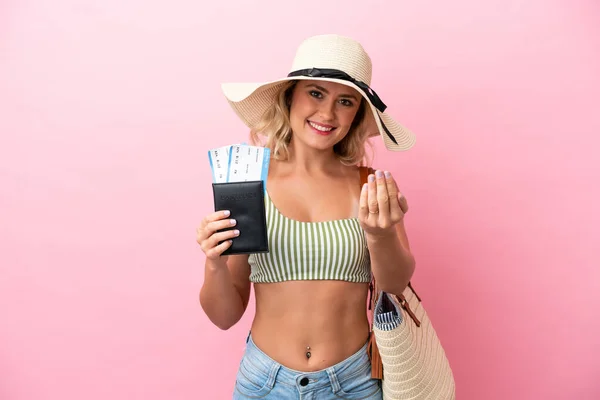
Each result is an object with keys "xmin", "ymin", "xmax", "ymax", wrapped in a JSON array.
[
  {"xmin": 339, "ymin": 99, "xmax": 354, "ymax": 107},
  {"xmin": 309, "ymin": 90, "xmax": 323, "ymax": 98}
]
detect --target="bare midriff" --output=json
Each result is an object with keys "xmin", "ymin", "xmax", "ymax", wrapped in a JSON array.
[{"xmin": 250, "ymin": 280, "xmax": 371, "ymax": 372}]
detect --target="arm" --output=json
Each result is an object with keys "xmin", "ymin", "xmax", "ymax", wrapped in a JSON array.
[
  {"xmin": 199, "ymin": 255, "xmax": 252, "ymax": 330},
  {"xmin": 196, "ymin": 211, "xmax": 252, "ymax": 330},
  {"xmin": 359, "ymin": 169, "xmax": 416, "ymax": 297},
  {"xmin": 367, "ymin": 221, "xmax": 415, "ymax": 297}
]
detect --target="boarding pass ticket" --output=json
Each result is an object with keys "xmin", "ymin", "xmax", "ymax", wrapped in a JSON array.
[{"xmin": 208, "ymin": 144, "xmax": 270, "ymax": 186}]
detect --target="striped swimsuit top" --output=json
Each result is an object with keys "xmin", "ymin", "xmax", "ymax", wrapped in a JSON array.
[{"xmin": 248, "ymin": 191, "xmax": 371, "ymax": 283}]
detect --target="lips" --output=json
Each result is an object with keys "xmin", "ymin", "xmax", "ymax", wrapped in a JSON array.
[{"xmin": 308, "ymin": 120, "xmax": 336, "ymax": 135}]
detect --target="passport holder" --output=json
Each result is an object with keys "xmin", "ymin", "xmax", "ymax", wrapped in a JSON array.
[{"xmin": 212, "ymin": 180, "xmax": 269, "ymax": 255}]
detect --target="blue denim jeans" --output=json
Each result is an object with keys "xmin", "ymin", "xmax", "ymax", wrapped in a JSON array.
[{"xmin": 232, "ymin": 333, "xmax": 382, "ymax": 399}]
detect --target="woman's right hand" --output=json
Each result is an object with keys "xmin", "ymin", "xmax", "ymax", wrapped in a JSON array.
[{"xmin": 196, "ymin": 210, "xmax": 240, "ymax": 260}]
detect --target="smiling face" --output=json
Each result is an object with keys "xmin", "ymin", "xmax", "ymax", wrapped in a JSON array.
[{"xmin": 288, "ymin": 80, "xmax": 363, "ymax": 152}]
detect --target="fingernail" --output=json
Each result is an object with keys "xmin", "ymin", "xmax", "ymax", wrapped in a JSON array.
[
  {"xmin": 362, "ymin": 183, "xmax": 368, "ymax": 191},
  {"xmin": 233, "ymin": 230, "xmax": 240, "ymax": 236},
  {"xmin": 223, "ymin": 210, "xmax": 230, "ymax": 216},
  {"xmin": 376, "ymin": 170, "xmax": 383, "ymax": 178},
  {"xmin": 230, "ymin": 219, "xmax": 236, "ymax": 225},
  {"xmin": 368, "ymin": 175, "xmax": 375, "ymax": 182},
  {"xmin": 384, "ymin": 171, "xmax": 391, "ymax": 178}
]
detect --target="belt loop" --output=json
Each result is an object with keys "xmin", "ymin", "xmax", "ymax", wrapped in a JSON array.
[
  {"xmin": 265, "ymin": 362, "xmax": 280, "ymax": 389},
  {"xmin": 326, "ymin": 368, "xmax": 341, "ymax": 393}
]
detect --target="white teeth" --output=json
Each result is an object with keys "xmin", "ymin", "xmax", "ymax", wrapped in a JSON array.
[{"xmin": 309, "ymin": 121, "xmax": 334, "ymax": 132}]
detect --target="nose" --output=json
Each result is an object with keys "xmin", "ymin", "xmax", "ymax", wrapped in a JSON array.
[{"xmin": 318, "ymin": 99, "xmax": 335, "ymax": 121}]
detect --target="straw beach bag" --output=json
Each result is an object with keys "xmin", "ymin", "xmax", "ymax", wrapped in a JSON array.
[
  {"xmin": 368, "ymin": 282, "xmax": 456, "ymax": 399},
  {"xmin": 360, "ymin": 167, "xmax": 456, "ymax": 400}
]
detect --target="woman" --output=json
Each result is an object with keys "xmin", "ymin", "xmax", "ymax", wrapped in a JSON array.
[{"xmin": 198, "ymin": 34, "xmax": 416, "ymax": 399}]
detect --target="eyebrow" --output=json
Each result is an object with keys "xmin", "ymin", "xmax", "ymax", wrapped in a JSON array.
[{"xmin": 306, "ymin": 84, "xmax": 359, "ymax": 101}]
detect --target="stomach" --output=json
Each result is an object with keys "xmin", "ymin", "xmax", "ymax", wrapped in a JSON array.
[{"xmin": 250, "ymin": 280, "xmax": 371, "ymax": 372}]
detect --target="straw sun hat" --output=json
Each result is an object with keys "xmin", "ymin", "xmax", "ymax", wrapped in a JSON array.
[{"xmin": 221, "ymin": 34, "xmax": 416, "ymax": 151}]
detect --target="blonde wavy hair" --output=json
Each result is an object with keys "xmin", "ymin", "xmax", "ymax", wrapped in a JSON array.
[{"xmin": 249, "ymin": 80, "xmax": 373, "ymax": 166}]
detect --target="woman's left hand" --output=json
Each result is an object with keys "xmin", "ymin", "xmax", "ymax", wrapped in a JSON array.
[{"xmin": 358, "ymin": 170, "xmax": 409, "ymax": 238}]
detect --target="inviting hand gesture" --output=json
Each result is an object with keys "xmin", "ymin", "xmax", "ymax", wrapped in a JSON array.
[{"xmin": 358, "ymin": 170, "xmax": 409, "ymax": 238}]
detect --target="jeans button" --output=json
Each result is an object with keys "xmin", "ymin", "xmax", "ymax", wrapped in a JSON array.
[{"xmin": 300, "ymin": 377, "xmax": 309, "ymax": 386}]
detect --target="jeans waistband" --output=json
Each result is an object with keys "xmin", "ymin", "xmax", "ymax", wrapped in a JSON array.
[{"xmin": 243, "ymin": 333, "xmax": 371, "ymax": 393}]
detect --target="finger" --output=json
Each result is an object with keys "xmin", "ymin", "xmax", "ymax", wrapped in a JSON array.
[
  {"xmin": 385, "ymin": 171, "xmax": 403, "ymax": 220},
  {"xmin": 206, "ymin": 218, "xmax": 237, "ymax": 236},
  {"xmin": 375, "ymin": 170, "xmax": 390, "ymax": 219},
  {"xmin": 208, "ymin": 229, "xmax": 240, "ymax": 249},
  {"xmin": 392, "ymin": 177, "xmax": 409, "ymax": 214},
  {"xmin": 201, "ymin": 228, "xmax": 239, "ymax": 253},
  {"xmin": 207, "ymin": 239, "xmax": 234, "ymax": 259},
  {"xmin": 358, "ymin": 183, "xmax": 369, "ymax": 220},
  {"xmin": 367, "ymin": 174, "xmax": 378, "ymax": 215},
  {"xmin": 398, "ymin": 192, "xmax": 409, "ymax": 214},
  {"xmin": 201, "ymin": 210, "xmax": 231, "ymax": 228},
  {"xmin": 197, "ymin": 218, "xmax": 237, "ymax": 246}
]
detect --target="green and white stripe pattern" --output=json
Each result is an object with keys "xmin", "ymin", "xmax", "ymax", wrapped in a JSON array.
[{"xmin": 248, "ymin": 192, "xmax": 371, "ymax": 283}]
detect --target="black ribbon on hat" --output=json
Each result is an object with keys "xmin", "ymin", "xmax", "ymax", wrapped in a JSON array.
[{"xmin": 287, "ymin": 68, "xmax": 398, "ymax": 145}]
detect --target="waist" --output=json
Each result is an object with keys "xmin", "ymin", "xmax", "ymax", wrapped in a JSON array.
[
  {"xmin": 243, "ymin": 332, "xmax": 372, "ymax": 381},
  {"xmin": 250, "ymin": 280, "xmax": 370, "ymax": 371}
]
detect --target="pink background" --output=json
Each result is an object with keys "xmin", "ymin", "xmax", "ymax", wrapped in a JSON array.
[{"xmin": 1, "ymin": 1, "xmax": 599, "ymax": 399}]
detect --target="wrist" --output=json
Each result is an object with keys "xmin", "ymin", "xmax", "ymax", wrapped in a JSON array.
[{"xmin": 365, "ymin": 230, "xmax": 399, "ymax": 246}]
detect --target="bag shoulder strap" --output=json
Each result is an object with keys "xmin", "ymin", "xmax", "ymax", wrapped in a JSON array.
[
  {"xmin": 358, "ymin": 166, "xmax": 384, "ymax": 380},
  {"xmin": 359, "ymin": 165, "xmax": 373, "ymax": 188}
]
